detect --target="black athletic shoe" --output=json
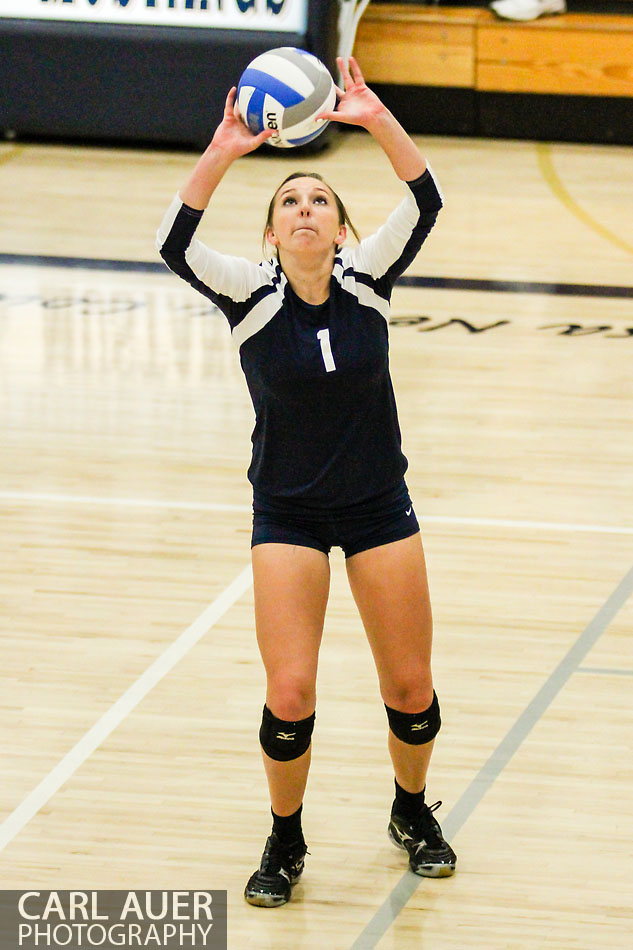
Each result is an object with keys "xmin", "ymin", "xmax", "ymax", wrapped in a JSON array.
[
  {"xmin": 388, "ymin": 800, "xmax": 456, "ymax": 877},
  {"xmin": 244, "ymin": 833, "xmax": 307, "ymax": 907}
]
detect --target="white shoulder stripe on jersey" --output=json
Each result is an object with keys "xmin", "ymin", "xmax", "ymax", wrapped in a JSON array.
[
  {"xmin": 231, "ymin": 275, "xmax": 288, "ymax": 349},
  {"xmin": 334, "ymin": 257, "xmax": 391, "ymax": 323},
  {"xmin": 345, "ymin": 276, "xmax": 390, "ymax": 322}
]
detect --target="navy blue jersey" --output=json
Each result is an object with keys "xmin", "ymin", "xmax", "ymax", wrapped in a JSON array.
[{"xmin": 157, "ymin": 168, "xmax": 443, "ymax": 507}]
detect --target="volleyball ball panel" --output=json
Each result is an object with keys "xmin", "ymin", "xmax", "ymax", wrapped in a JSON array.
[{"xmin": 237, "ymin": 47, "xmax": 336, "ymax": 149}]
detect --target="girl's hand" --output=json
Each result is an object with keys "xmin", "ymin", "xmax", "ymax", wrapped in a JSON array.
[
  {"xmin": 317, "ymin": 56, "xmax": 387, "ymax": 130},
  {"xmin": 210, "ymin": 87, "xmax": 274, "ymax": 158}
]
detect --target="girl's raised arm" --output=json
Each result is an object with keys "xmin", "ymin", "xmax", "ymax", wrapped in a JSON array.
[
  {"xmin": 318, "ymin": 56, "xmax": 427, "ymax": 183},
  {"xmin": 179, "ymin": 87, "xmax": 274, "ymax": 210}
]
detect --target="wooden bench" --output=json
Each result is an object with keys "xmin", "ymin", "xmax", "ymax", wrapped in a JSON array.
[
  {"xmin": 352, "ymin": 4, "xmax": 633, "ymax": 140},
  {"xmin": 354, "ymin": 5, "xmax": 633, "ymax": 95}
]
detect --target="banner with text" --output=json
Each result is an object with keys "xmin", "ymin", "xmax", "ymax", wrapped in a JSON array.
[{"xmin": 0, "ymin": 0, "xmax": 308, "ymax": 33}]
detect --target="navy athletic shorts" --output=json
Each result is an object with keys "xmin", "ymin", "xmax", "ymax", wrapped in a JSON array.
[{"xmin": 251, "ymin": 481, "xmax": 420, "ymax": 559}]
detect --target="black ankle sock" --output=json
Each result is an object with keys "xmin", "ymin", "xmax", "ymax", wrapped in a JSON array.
[
  {"xmin": 394, "ymin": 779, "xmax": 425, "ymax": 819},
  {"xmin": 272, "ymin": 805, "xmax": 304, "ymax": 844}
]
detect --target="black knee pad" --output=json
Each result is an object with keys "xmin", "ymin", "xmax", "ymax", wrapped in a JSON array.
[
  {"xmin": 385, "ymin": 691, "xmax": 441, "ymax": 745},
  {"xmin": 259, "ymin": 704, "xmax": 316, "ymax": 762}
]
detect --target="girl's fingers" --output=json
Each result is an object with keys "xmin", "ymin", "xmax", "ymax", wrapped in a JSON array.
[
  {"xmin": 336, "ymin": 55, "xmax": 364, "ymax": 89},
  {"xmin": 348, "ymin": 55, "xmax": 364, "ymax": 83},
  {"xmin": 255, "ymin": 128, "xmax": 275, "ymax": 145},
  {"xmin": 336, "ymin": 56, "xmax": 353, "ymax": 89},
  {"xmin": 333, "ymin": 84, "xmax": 345, "ymax": 99},
  {"xmin": 317, "ymin": 111, "xmax": 353, "ymax": 125},
  {"xmin": 225, "ymin": 86, "xmax": 237, "ymax": 112}
]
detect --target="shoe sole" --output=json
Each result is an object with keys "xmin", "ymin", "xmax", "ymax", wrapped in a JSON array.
[
  {"xmin": 388, "ymin": 827, "xmax": 456, "ymax": 878},
  {"xmin": 244, "ymin": 869, "xmax": 303, "ymax": 908},
  {"xmin": 244, "ymin": 889, "xmax": 289, "ymax": 908}
]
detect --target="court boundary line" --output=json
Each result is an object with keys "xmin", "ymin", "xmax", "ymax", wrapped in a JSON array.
[
  {"xmin": 0, "ymin": 563, "xmax": 253, "ymax": 854},
  {"xmin": 1, "ymin": 252, "xmax": 632, "ymax": 298},
  {"xmin": 349, "ymin": 560, "xmax": 633, "ymax": 949},
  {"xmin": 2, "ymin": 490, "xmax": 632, "ymax": 537},
  {"xmin": 537, "ymin": 143, "xmax": 633, "ymax": 260}
]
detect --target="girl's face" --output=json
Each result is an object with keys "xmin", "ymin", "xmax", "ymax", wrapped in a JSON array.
[{"xmin": 266, "ymin": 177, "xmax": 347, "ymax": 257}]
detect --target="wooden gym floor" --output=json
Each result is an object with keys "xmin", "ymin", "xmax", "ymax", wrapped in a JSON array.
[{"xmin": 1, "ymin": 128, "xmax": 632, "ymax": 949}]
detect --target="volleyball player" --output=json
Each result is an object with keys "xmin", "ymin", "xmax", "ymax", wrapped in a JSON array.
[{"xmin": 157, "ymin": 56, "xmax": 456, "ymax": 907}]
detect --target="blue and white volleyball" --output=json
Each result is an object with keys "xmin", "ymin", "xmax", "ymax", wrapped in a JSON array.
[{"xmin": 237, "ymin": 47, "xmax": 336, "ymax": 149}]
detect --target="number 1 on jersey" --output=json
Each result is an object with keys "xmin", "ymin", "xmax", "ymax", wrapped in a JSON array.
[{"xmin": 316, "ymin": 328, "xmax": 336, "ymax": 373}]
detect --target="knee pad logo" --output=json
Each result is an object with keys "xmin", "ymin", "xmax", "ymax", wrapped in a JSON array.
[
  {"xmin": 260, "ymin": 706, "xmax": 315, "ymax": 761},
  {"xmin": 385, "ymin": 693, "xmax": 441, "ymax": 745}
]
